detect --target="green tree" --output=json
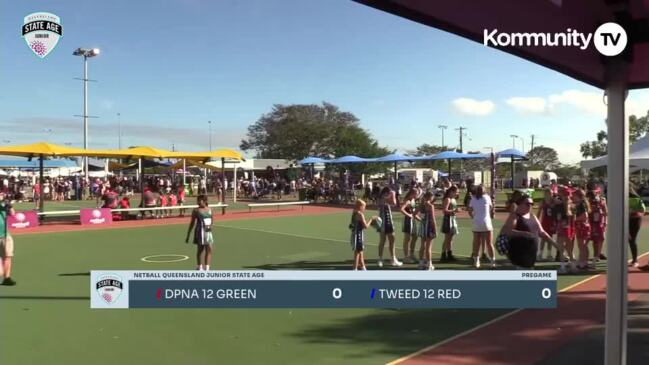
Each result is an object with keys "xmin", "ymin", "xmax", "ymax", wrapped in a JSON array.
[
  {"xmin": 240, "ymin": 102, "xmax": 389, "ymax": 160},
  {"xmin": 526, "ymin": 146, "xmax": 560, "ymax": 170},
  {"xmin": 580, "ymin": 111, "xmax": 649, "ymax": 158}
]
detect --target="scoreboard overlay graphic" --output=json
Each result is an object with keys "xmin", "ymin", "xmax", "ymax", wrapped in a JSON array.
[{"xmin": 90, "ymin": 270, "xmax": 557, "ymax": 309}]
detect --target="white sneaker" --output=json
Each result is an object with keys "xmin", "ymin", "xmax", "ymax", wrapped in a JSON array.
[
  {"xmin": 474, "ymin": 257, "xmax": 481, "ymax": 269},
  {"xmin": 391, "ymin": 259, "xmax": 403, "ymax": 267},
  {"xmin": 377, "ymin": 260, "xmax": 384, "ymax": 268},
  {"xmin": 491, "ymin": 260, "xmax": 497, "ymax": 269},
  {"xmin": 428, "ymin": 264, "xmax": 435, "ymax": 271},
  {"xmin": 361, "ymin": 266, "xmax": 367, "ymax": 271}
]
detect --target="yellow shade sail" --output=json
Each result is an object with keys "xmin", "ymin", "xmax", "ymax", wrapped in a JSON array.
[
  {"xmin": 167, "ymin": 149, "xmax": 244, "ymax": 161},
  {"xmin": 0, "ymin": 142, "xmax": 244, "ymax": 161},
  {"xmin": 0, "ymin": 142, "xmax": 87, "ymax": 157}
]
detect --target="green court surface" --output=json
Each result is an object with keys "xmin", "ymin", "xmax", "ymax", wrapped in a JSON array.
[{"xmin": 1, "ymin": 212, "xmax": 647, "ymax": 365}]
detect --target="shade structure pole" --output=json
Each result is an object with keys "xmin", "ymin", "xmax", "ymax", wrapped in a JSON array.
[
  {"xmin": 182, "ymin": 159, "xmax": 186, "ymax": 185},
  {"xmin": 447, "ymin": 159, "xmax": 451, "ymax": 177},
  {"xmin": 39, "ymin": 154, "xmax": 44, "ymax": 214},
  {"xmin": 138, "ymin": 158, "xmax": 144, "ymax": 196},
  {"xmin": 104, "ymin": 158, "xmax": 109, "ymax": 177},
  {"xmin": 490, "ymin": 152, "xmax": 496, "ymax": 202},
  {"xmin": 221, "ymin": 157, "xmax": 226, "ymax": 215},
  {"xmin": 510, "ymin": 158, "xmax": 515, "ymax": 190},
  {"xmin": 394, "ymin": 162, "xmax": 398, "ymax": 186},
  {"xmin": 233, "ymin": 164, "xmax": 237, "ymax": 203},
  {"xmin": 604, "ymin": 59, "xmax": 629, "ymax": 365}
]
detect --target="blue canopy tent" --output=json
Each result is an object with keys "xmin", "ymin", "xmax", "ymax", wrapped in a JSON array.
[
  {"xmin": 373, "ymin": 153, "xmax": 420, "ymax": 184},
  {"xmin": 298, "ymin": 157, "xmax": 330, "ymax": 179},
  {"xmin": 413, "ymin": 151, "xmax": 487, "ymax": 177},
  {"xmin": 496, "ymin": 148, "xmax": 528, "ymax": 190},
  {"xmin": 298, "ymin": 157, "xmax": 328, "ymax": 165},
  {"xmin": 326, "ymin": 155, "xmax": 376, "ymax": 164}
]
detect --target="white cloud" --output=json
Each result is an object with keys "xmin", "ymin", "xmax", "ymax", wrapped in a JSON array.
[
  {"xmin": 548, "ymin": 90, "xmax": 605, "ymax": 117},
  {"xmin": 505, "ymin": 97, "xmax": 548, "ymax": 115},
  {"xmin": 451, "ymin": 98, "xmax": 495, "ymax": 117},
  {"xmin": 626, "ymin": 93, "xmax": 649, "ymax": 119},
  {"xmin": 506, "ymin": 89, "xmax": 649, "ymax": 120}
]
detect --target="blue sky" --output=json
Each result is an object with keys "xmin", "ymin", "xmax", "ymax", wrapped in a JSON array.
[{"xmin": 2, "ymin": 0, "xmax": 649, "ymax": 163}]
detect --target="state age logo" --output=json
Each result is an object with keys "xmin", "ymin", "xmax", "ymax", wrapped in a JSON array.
[
  {"xmin": 22, "ymin": 12, "xmax": 63, "ymax": 58},
  {"xmin": 96, "ymin": 274, "xmax": 123, "ymax": 305}
]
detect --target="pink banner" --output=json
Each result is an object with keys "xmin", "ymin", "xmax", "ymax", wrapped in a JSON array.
[
  {"xmin": 7, "ymin": 211, "xmax": 39, "ymax": 230},
  {"xmin": 80, "ymin": 208, "xmax": 113, "ymax": 226}
]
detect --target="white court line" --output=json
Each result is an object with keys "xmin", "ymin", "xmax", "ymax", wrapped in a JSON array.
[
  {"xmin": 216, "ymin": 224, "xmax": 473, "ymax": 258},
  {"xmin": 141, "ymin": 254, "xmax": 189, "ymax": 263}
]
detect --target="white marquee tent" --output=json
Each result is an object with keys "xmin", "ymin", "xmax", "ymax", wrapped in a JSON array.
[{"xmin": 581, "ymin": 134, "xmax": 649, "ymax": 172}]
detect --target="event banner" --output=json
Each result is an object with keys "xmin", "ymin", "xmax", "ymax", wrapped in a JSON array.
[
  {"xmin": 90, "ymin": 271, "xmax": 557, "ymax": 309},
  {"xmin": 80, "ymin": 208, "xmax": 113, "ymax": 226},
  {"xmin": 7, "ymin": 210, "xmax": 39, "ymax": 230}
]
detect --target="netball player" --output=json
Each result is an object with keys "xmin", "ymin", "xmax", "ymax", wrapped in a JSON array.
[
  {"xmin": 399, "ymin": 189, "xmax": 419, "ymax": 263},
  {"xmin": 587, "ymin": 190, "xmax": 607, "ymax": 264},
  {"xmin": 349, "ymin": 199, "xmax": 377, "ymax": 270},
  {"xmin": 185, "ymin": 195, "xmax": 214, "ymax": 271},
  {"xmin": 377, "ymin": 187, "xmax": 402, "ymax": 267},
  {"xmin": 440, "ymin": 185, "xmax": 459, "ymax": 262},
  {"xmin": 417, "ymin": 191, "xmax": 437, "ymax": 270},
  {"xmin": 537, "ymin": 188, "xmax": 557, "ymax": 261}
]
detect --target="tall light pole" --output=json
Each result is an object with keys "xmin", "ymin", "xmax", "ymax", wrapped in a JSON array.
[
  {"xmin": 438, "ymin": 125, "xmax": 448, "ymax": 148},
  {"xmin": 117, "ymin": 112, "xmax": 122, "ymax": 149},
  {"xmin": 73, "ymin": 47, "xmax": 100, "ymax": 180},
  {"xmin": 208, "ymin": 120, "xmax": 212, "ymax": 151},
  {"xmin": 509, "ymin": 134, "xmax": 518, "ymax": 149}
]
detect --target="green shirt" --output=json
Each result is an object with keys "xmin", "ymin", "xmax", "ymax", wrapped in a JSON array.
[
  {"xmin": 0, "ymin": 202, "xmax": 11, "ymax": 239},
  {"xmin": 629, "ymin": 197, "xmax": 646, "ymax": 214}
]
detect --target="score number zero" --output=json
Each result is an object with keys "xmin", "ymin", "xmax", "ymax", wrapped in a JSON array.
[{"xmin": 541, "ymin": 288, "xmax": 552, "ymax": 299}]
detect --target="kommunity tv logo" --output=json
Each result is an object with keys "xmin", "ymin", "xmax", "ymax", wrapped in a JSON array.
[{"xmin": 483, "ymin": 22, "xmax": 627, "ymax": 56}]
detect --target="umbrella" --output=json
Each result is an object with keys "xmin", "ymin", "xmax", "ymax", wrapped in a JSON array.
[
  {"xmin": 374, "ymin": 153, "xmax": 419, "ymax": 182},
  {"xmin": 414, "ymin": 151, "xmax": 487, "ymax": 176},
  {"xmin": 496, "ymin": 149, "xmax": 528, "ymax": 190},
  {"xmin": 355, "ymin": 0, "xmax": 649, "ymax": 360},
  {"xmin": 326, "ymin": 155, "xmax": 376, "ymax": 164},
  {"xmin": 298, "ymin": 157, "xmax": 328, "ymax": 165}
]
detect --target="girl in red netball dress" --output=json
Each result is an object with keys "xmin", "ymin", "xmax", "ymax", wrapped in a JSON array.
[
  {"xmin": 537, "ymin": 188, "xmax": 556, "ymax": 261},
  {"xmin": 573, "ymin": 189, "xmax": 592, "ymax": 270},
  {"xmin": 555, "ymin": 187, "xmax": 574, "ymax": 262},
  {"xmin": 587, "ymin": 190, "xmax": 607, "ymax": 265}
]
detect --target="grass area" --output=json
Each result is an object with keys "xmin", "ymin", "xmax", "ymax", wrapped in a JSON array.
[{"xmin": 2, "ymin": 211, "xmax": 645, "ymax": 365}]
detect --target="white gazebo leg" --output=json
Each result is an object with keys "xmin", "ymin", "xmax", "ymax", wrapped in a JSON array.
[{"xmin": 604, "ymin": 58, "xmax": 629, "ymax": 365}]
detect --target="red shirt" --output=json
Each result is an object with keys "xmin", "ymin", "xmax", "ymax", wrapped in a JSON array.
[
  {"xmin": 169, "ymin": 194, "xmax": 177, "ymax": 206},
  {"xmin": 159, "ymin": 195, "xmax": 168, "ymax": 206},
  {"xmin": 34, "ymin": 184, "xmax": 41, "ymax": 194}
]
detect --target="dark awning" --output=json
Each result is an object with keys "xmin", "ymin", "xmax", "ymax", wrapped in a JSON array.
[{"xmin": 355, "ymin": 0, "xmax": 649, "ymax": 89}]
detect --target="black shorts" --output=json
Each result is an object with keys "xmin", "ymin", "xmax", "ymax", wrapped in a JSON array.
[
  {"xmin": 382, "ymin": 222, "xmax": 394, "ymax": 235},
  {"xmin": 507, "ymin": 236, "xmax": 538, "ymax": 268}
]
